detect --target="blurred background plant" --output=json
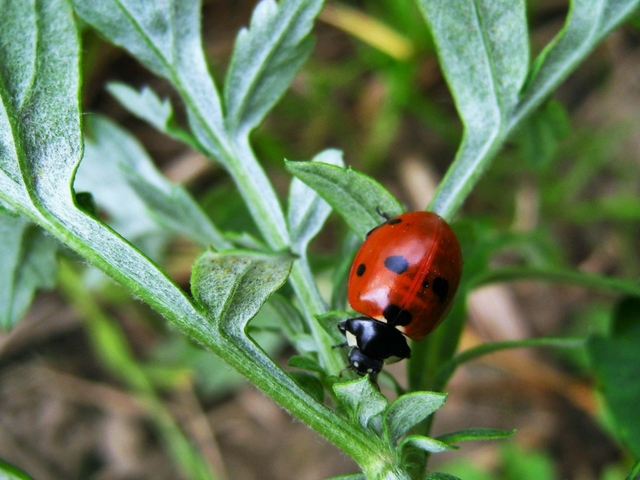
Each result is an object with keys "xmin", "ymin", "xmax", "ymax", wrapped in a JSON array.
[{"xmin": 1, "ymin": 0, "xmax": 640, "ymax": 479}]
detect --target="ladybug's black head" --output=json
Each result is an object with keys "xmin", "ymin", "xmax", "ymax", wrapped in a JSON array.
[
  {"xmin": 337, "ymin": 317, "xmax": 411, "ymax": 376},
  {"xmin": 347, "ymin": 347, "xmax": 383, "ymax": 376}
]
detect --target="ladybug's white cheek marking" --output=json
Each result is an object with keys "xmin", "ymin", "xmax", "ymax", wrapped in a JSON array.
[
  {"xmin": 345, "ymin": 331, "xmax": 358, "ymax": 348},
  {"xmin": 370, "ymin": 315, "xmax": 406, "ymax": 335}
]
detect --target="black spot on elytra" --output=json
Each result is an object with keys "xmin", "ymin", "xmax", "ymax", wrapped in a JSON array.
[
  {"xmin": 356, "ymin": 263, "xmax": 366, "ymax": 276},
  {"xmin": 422, "ymin": 279, "xmax": 429, "ymax": 288},
  {"xmin": 384, "ymin": 255, "xmax": 409, "ymax": 274},
  {"xmin": 388, "ymin": 217, "xmax": 402, "ymax": 225},
  {"xmin": 433, "ymin": 277, "xmax": 449, "ymax": 302},
  {"xmin": 383, "ymin": 304, "xmax": 412, "ymax": 326}
]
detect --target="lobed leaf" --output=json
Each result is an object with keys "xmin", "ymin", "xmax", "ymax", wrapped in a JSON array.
[
  {"xmin": 516, "ymin": 0, "xmax": 640, "ymax": 125},
  {"xmin": 383, "ymin": 391, "xmax": 447, "ymax": 445},
  {"xmin": 0, "ymin": 0, "xmax": 205, "ymax": 338},
  {"xmin": 285, "ymin": 160, "xmax": 403, "ymax": 238},
  {"xmin": 225, "ymin": 0, "xmax": 323, "ymax": 135},
  {"xmin": 416, "ymin": 0, "xmax": 528, "ymax": 219},
  {"xmin": 107, "ymin": 83, "xmax": 199, "ymax": 149},
  {"xmin": 72, "ymin": 0, "xmax": 229, "ymax": 159},
  {"xmin": 333, "ymin": 376, "xmax": 389, "ymax": 431},
  {"xmin": 191, "ymin": 250, "xmax": 294, "ymax": 332},
  {"xmin": 107, "ymin": 83, "xmax": 175, "ymax": 136},
  {"xmin": 79, "ymin": 115, "xmax": 231, "ymax": 251}
]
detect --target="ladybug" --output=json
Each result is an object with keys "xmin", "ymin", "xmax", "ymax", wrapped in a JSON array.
[{"xmin": 338, "ymin": 211, "xmax": 462, "ymax": 376}]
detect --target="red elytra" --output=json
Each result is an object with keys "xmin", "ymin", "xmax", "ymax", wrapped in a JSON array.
[{"xmin": 347, "ymin": 211, "xmax": 462, "ymax": 341}]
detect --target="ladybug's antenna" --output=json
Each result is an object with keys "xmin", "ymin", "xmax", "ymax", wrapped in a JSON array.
[{"xmin": 375, "ymin": 206, "xmax": 391, "ymax": 220}]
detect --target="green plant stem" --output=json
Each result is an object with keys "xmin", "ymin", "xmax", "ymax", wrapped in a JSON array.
[
  {"xmin": 625, "ymin": 459, "xmax": 640, "ymax": 480},
  {"xmin": 208, "ymin": 315, "xmax": 405, "ymax": 479},
  {"xmin": 224, "ymin": 138, "xmax": 341, "ymax": 374},
  {"xmin": 471, "ymin": 266, "xmax": 640, "ymax": 296},
  {"xmin": 20, "ymin": 204, "xmax": 398, "ymax": 477},
  {"xmin": 57, "ymin": 260, "xmax": 220, "ymax": 480},
  {"xmin": 289, "ymin": 258, "xmax": 345, "ymax": 375},
  {"xmin": 432, "ymin": 336, "xmax": 586, "ymax": 392},
  {"xmin": 58, "ymin": 256, "xmax": 407, "ymax": 478},
  {"xmin": 178, "ymin": 100, "xmax": 341, "ymax": 374}
]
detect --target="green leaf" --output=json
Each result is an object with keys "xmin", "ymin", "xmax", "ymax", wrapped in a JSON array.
[
  {"xmin": 517, "ymin": 100, "xmax": 570, "ymax": 170},
  {"xmin": 569, "ymin": 196, "xmax": 640, "ymax": 223},
  {"xmin": 425, "ymin": 473, "xmax": 461, "ymax": 480},
  {"xmin": 288, "ymin": 149, "xmax": 343, "ymax": 255},
  {"xmin": 80, "ymin": 115, "xmax": 231, "ymax": 250},
  {"xmin": 284, "ymin": 161, "xmax": 403, "ymax": 238},
  {"xmin": 288, "ymin": 354, "xmax": 325, "ymax": 374},
  {"xmin": 383, "ymin": 391, "xmax": 447, "ymax": 445},
  {"xmin": 77, "ymin": 118, "xmax": 170, "ymax": 259},
  {"xmin": 72, "ymin": 0, "xmax": 229, "ymax": 159},
  {"xmin": 0, "ymin": 458, "xmax": 34, "ymax": 480},
  {"xmin": 471, "ymin": 266, "xmax": 640, "ymax": 297},
  {"xmin": 588, "ymin": 297, "xmax": 640, "ymax": 457},
  {"xmin": 519, "ymin": 0, "xmax": 640, "ymax": 123},
  {"xmin": 400, "ymin": 435, "xmax": 455, "ymax": 454},
  {"xmin": 107, "ymin": 82, "xmax": 199, "ymax": 149},
  {"xmin": 416, "ymin": 0, "xmax": 528, "ymax": 219},
  {"xmin": 436, "ymin": 428, "xmax": 515, "ymax": 445},
  {"xmin": 625, "ymin": 459, "xmax": 640, "ymax": 480},
  {"xmin": 268, "ymin": 293, "xmax": 306, "ymax": 337},
  {"xmin": 191, "ymin": 250, "xmax": 293, "ymax": 329},
  {"xmin": 0, "ymin": 3, "xmax": 395, "ymax": 472},
  {"xmin": 435, "ymin": 336, "xmax": 586, "ymax": 390},
  {"xmin": 289, "ymin": 371, "xmax": 325, "ymax": 403},
  {"xmin": 224, "ymin": 0, "xmax": 322, "ymax": 135},
  {"xmin": 0, "ymin": 213, "xmax": 58, "ymax": 330},
  {"xmin": 333, "ymin": 376, "xmax": 389, "ymax": 431},
  {"xmin": 74, "ymin": 0, "xmax": 294, "ymax": 252},
  {"xmin": 331, "ymin": 232, "xmax": 360, "ymax": 311},
  {"xmin": 0, "ymin": 0, "xmax": 205, "ymax": 339},
  {"xmin": 418, "ymin": 0, "xmax": 640, "ymax": 221},
  {"xmin": 317, "ymin": 310, "xmax": 354, "ymax": 346}
]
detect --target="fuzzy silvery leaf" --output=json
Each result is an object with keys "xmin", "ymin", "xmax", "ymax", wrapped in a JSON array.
[
  {"xmin": 288, "ymin": 149, "xmax": 344, "ymax": 254},
  {"xmin": 285, "ymin": 161, "xmax": 403, "ymax": 238},
  {"xmin": 224, "ymin": 0, "xmax": 322, "ymax": 135},
  {"xmin": 383, "ymin": 391, "xmax": 447, "ymax": 445}
]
